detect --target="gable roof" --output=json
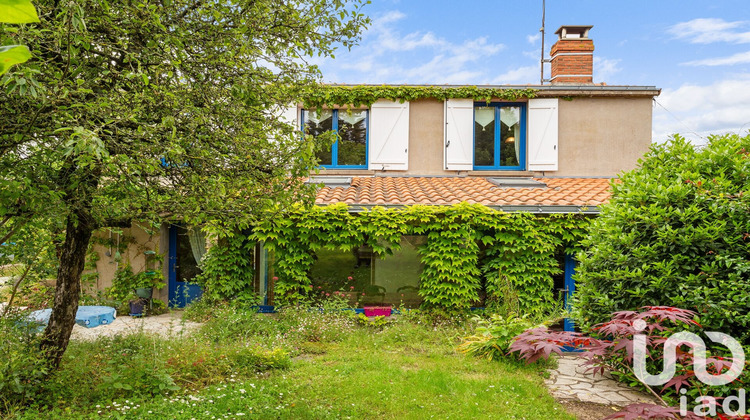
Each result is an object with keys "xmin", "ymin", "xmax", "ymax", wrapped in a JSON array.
[{"xmin": 313, "ymin": 177, "xmax": 612, "ymax": 213}]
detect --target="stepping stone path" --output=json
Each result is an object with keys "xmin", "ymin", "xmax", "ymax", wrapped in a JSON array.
[
  {"xmin": 70, "ymin": 311, "xmax": 202, "ymax": 340},
  {"xmin": 545, "ymin": 355, "xmax": 658, "ymax": 406}
]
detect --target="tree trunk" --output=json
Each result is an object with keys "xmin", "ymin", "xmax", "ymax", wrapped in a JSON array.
[{"xmin": 40, "ymin": 208, "xmax": 94, "ymax": 368}]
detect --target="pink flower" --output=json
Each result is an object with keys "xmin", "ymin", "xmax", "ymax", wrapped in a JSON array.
[
  {"xmin": 361, "ymin": 293, "xmax": 366, "ymax": 296},
  {"xmin": 350, "ymin": 286, "xmax": 355, "ymax": 290},
  {"xmin": 317, "ymin": 286, "xmax": 322, "ymax": 289},
  {"xmin": 325, "ymin": 293, "xmax": 330, "ymax": 297},
  {"xmin": 347, "ymin": 276, "xmax": 353, "ymax": 280},
  {"xmin": 272, "ymin": 276, "xmax": 278, "ymax": 281},
  {"xmin": 309, "ymin": 285, "xmax": 313, "ymax": 288}
]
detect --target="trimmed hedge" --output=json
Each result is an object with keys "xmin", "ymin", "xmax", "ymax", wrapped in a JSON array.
[{"xmin": 573, "ymin": 134, "xmax": 750, "ymax": 344}]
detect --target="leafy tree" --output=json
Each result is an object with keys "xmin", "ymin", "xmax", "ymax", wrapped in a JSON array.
[
  {"xmin": 0, "ymin": 0, "xmax": 369, "ymax": 368},
  {"xmin": 573, "ymin": 134, "xmax": 750, "ymax": 344},
  {"xmin": 0, "ymin": 0, "xmax": 39, "ymax": 75}
]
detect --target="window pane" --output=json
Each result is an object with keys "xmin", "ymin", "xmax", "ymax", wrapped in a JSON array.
[
  {"xmin": 309, "ymin": 246, "xmax": 373, "ymax": 307},
  {"xmin": 371, "ymin": 236, "xmax": 425, "ymax": 308},
  {"xmin": 474, "ymin": 107, "xmax": 495, "ymax": 166},
  {"xmin": 499, "ymin": 106, "xmax": 520, "ymax": 167},
  {"xmin": 337, "ymin": 110, "xmax": 367, "ymax": 166},
  {"xmin": 304, "ymin": 109, "xmax": 333, "ymax": 166}
]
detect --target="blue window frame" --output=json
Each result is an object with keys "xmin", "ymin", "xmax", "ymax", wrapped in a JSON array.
[
  {"xmin": 302, "ymin": 109, "xmax": 369, "ymax": 169},
  {"xmin": 473, "ymin": 102, "xmax": 526, "ymax": 170}
]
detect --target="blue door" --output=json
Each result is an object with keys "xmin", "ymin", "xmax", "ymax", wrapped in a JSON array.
[
  {"xmin": 563, "ymin": 254, "xmax": 577, "ymax": 332},
  {"xmin": 168, "ymin": 225, "xmax": 203, "ymax": 307}
]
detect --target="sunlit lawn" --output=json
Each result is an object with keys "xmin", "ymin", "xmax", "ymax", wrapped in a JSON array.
[{"xmin": 14, "ymin": 315, "xmax": 573, "ymax": 419}]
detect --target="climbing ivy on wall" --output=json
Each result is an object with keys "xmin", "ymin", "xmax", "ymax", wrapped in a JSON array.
[
  {"xmin": 301, "ymin": 85, "xmax": 538, "ymax": 110},
  {"xmin": 193, "ymin": 233, "xmax": 256, "ymax": 302},
  {"xmin": 252, "ymin": 203, "xmax": 591, "ymax": 315}
]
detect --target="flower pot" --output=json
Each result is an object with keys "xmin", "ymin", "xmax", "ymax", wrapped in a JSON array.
[
  {"xmin": 135, "ymin": 287, "xmax": 153, "ymax": 299},
  {"xmin": 129, "ymin": 299, "xmax": 145, "ymax": 317},
  {"xmin": 364, "ymin": 306, "xmax": 392, "ymax": 317}
]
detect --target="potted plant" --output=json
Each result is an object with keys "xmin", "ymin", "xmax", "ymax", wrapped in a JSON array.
[
  {"xmin": 107, "ymin": 264, "xmax": 165, "ymax": 316},
  {"xmin": 129, "ymin": 297, "xmax": 147, "ymax": 317},
  {"xmin": 132, "ymin": 270, "xmax": 164, "ymax": 299}
]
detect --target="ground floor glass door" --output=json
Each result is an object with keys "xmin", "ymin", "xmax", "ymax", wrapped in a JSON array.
[{"xmin": 168, "ymin": 225, "xmax": 203, "ymax": 307}]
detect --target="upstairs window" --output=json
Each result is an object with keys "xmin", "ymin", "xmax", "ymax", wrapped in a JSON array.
[
  {"xmin": 302, "ymin": 109, "xmax": 368, "ymax": 169},
  {"xmin": 473, "ymin": 103, "xmax": 526, "ymax": 170}
]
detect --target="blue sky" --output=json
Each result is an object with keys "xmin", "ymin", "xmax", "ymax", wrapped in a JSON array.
[{"xmin": 314, "ymin": 0, "xmax": 750, "ymax": 144}]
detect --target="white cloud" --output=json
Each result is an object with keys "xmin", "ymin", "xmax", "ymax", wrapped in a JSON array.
[
  {"xmin": 668, "ymin": 18, "xmax": 750, "ymax": 44},
  {"xmin": 682, "ymin": 50, "xmax": 750, "ymax": 66},
  {"xmin": 319, "ymin": 10, "xmax": 505, "ymax": 84},
  {"xmin": 490, "ymin": 65, "xmax": 538, "ymax": 84},
  {"xmin": 652, "ymin": 75, "xmax": 750, "ymax": 144},
  {"xmin": 593, "ymin": 57, "xmax": 621, "ymax": 82},
  {"xmin": 526, "ymin": 33, "xmax": 541, "ymax": 45}
]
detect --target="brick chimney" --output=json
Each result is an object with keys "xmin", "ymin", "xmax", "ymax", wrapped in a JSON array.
[{"xmin": 550, "ymin": 25, "xmax": 594, "ymax": 84}]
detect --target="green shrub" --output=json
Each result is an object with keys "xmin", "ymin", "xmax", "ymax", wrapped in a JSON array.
[
  {"xmin": 183, "ymin": 297, "xmax": 221, "ymax": 322},
  {"xmin": 0, "ymin": 313, "xmax": 49, "ymax": 407},
  {"xmin": 574, "ymin": 134, "xmax": 750, "ymax": 344},
  {"xmin": 458, "ymin": 314, "xmax": 542, "ymax": 361}
]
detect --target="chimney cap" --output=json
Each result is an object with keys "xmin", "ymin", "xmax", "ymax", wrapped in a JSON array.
[{"xmin": 554, "ymin": 25, "xmax": 594, "ymax": 40}]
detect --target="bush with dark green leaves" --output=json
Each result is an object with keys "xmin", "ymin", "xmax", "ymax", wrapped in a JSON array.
[
  {"xmin": 0, "ymin": 313, "xmax": 49, "ymax": 407},
  {"xmin": 573, "ymin": 134, "xmax": 750, "ymax": 344}
]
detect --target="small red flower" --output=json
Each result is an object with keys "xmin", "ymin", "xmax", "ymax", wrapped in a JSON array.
[
  {"xmin": 325, "ymin": 293, "xmax": 330, "ymax": 297},
  {"xmin": 350, "ymin": 286, "xmax": 355, "ymax": 290},
  {"xmin": 272, "ymin": 276, "xmax": 278, "ymax": 281},
  {"xmin": 347, "ymin": 276, "xmax": 353, "ymax": 280}
]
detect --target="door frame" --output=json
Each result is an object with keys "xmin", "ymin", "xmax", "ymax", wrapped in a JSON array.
[
  {"xmin": 563, "ymin": 254, "xmax": 576, "ymax": 332},
  {"xmin": 167, "ymin": 224, "xmax": 203, "ymax": 308}
]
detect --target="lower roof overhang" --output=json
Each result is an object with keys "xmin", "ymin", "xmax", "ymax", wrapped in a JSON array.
[{"xmin": 331, "ymin": 204, "xmax": 599, "ymax": 214}]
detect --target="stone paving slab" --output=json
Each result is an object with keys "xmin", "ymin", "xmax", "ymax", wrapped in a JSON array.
[
  {"xmin": 545, "ymin": 355, "xmax": 658, "ymax": 406},
  {"xmin": 70, "ymin": 311, "xmax": 202, "ymax": 340}
]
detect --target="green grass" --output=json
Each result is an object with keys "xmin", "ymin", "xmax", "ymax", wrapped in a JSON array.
[{"xmin": 7, "ymin": 310, "xmax": 574, "ymax": 419}]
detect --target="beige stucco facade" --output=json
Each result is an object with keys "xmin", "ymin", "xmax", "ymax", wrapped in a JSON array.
[
  {"xmin": 554, "ymin": 97, "xmax": 653, "ymax": 177},
  {"xmin": 86, "ymin": 222, "xmax": 168, "ymax": 304},
  {"xmin": 318, "ymin": 91, "xmax": 656, "ymax": 179},
  {"xmin": 407, "ymin": 99, "xmax": 446, "ymax": 176}
]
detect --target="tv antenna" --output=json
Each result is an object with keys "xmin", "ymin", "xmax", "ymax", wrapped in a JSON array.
[{"xmin": 540, "ymin": 0, "xmax": 546, "ymax": 84}]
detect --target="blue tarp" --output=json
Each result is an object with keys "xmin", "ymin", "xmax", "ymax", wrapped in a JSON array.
[{"xmin": 29, "ymin": 305, "xmax": 116, "ymax": 328}]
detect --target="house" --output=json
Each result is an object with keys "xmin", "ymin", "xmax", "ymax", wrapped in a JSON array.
[{"xmin": 88, "ymin": 26, "xmax": 660, "ymax": 318}]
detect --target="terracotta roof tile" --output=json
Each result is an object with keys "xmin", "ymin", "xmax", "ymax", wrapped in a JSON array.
[{"xmin": 313, "ymin": 177, "xmax": 612, "ymax": 209}]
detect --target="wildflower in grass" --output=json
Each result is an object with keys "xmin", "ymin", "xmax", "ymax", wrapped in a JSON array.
[{"xmin": 347, "ymin": 276, "xmax": 353, "ymax": 280}]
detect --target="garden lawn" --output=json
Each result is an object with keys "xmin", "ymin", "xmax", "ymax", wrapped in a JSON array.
[{"xmin": 10, "ymin": 312, "xmax": 573, "ymax": 419}]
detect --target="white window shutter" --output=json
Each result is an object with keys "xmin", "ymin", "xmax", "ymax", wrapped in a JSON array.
[
  {"xmin": 444, "ymin": 98, "xmax": 474, "ymax": 171},
  {"xmin": 527, "ymin": 98, "xmax": 559, "ymax": 171},
  {"xmin": 369, "ymin": 100, "xmax": 409, "ymax": 171}
]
